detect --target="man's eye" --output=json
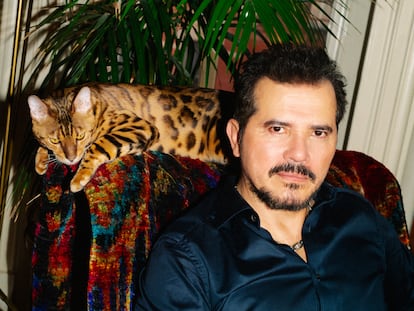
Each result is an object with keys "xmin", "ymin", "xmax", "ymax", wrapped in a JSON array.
[
  {"xmin": 314, "ymin": 130, "xmax": 327, "ymax": 137},
  {"xmin": 270, "ymin": 126, "xmax": 283, "ymax": 133}
]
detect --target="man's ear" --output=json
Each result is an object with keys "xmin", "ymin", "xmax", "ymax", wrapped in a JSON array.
[{"xmin": 226, "ymin": 118, "xmax": 241, "ymax": 157}]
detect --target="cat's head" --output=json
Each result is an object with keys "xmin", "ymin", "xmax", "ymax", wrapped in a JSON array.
[{"xmin": 28, "ymin": 86, "xmax": 97, "ymax": 165}]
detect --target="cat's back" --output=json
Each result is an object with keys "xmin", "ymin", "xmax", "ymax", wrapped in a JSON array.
[
  {"xmin": 91, "ymin": 83, "xmax": 220, "ymax": 116},
  {"xmin": 88, "ymin": 83, "xmax": 233, "ymax": 163}
]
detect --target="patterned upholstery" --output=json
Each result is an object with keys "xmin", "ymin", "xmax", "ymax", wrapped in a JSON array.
[
  {"xmin": 32, "ymin": 150, "xmax": 411, "ymax": 310},
  {"xmin": 328, "ymin": 150, "xmax": 410, "ymax": 247}
]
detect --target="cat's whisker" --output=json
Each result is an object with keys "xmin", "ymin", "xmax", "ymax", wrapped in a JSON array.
[
  {"xmin": 46, "ymin": 156, "xmax": 57, "ymax": 164},
  {"xmin": 45, "ymin": 156, "xmax": 62, "ymax": 169}
]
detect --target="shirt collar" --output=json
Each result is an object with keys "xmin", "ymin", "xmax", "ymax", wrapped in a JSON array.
[
  {"xmin": 210, "ymin": 175, "xmax": 338, "ymax": 228},
  {"xmin": 208, "ymin": 175, "xmax": 252, "ymax": 228}
]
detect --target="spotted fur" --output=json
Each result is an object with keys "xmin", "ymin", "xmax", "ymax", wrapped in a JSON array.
[{"xmin": 28, "ymin": 83, "xmax": 231, "ymax": 192}]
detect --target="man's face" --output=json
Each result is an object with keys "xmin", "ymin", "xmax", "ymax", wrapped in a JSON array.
[{"xmin": 227, "ymin": 77, "xmax": 338, "ymax": 211}]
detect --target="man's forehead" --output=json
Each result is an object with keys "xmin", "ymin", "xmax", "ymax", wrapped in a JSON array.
[
  {"xmin": 253, "ymin": 79, "xmax": 336, "ymax": 106},
  {"xmin": 251, "ymin": 80, "xmax": 337, "ymax": 124}
]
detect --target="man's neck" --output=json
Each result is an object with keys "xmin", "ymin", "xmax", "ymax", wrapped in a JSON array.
[{"xmin": 235, "ymin": 182, "xmax": 311, "ymax": 261}]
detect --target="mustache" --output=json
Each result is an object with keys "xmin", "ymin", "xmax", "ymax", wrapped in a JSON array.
[{"xmin": 269, "ymin": 163, "xmax": 316, "ymax": 181}]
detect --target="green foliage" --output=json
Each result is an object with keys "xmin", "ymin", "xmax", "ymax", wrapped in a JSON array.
[{"xmin": 27, "ymin": 0, "xmax": 329, "ymax": 90}]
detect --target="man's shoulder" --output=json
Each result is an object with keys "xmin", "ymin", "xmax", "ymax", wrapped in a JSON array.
[
  {"xmin": 323, "ymin": 182, "xmax": 372, "ymax": 206},
  {"xmin": 160, "ymin": 175, "xmax": 246, "ymax": 243},
  {"xmin": 319, "ymin": 182, "xmax": 388, "ymax": 227},
  {"xmin": 151, "ymin": 191, "xmax": 225, "ymax": 259}
]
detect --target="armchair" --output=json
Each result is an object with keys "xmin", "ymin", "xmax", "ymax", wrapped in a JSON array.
[{"xmin": 31, "ymin": 148, "xmax": 411, "ymax": 310}]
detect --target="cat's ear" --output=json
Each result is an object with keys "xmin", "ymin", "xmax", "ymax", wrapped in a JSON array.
[
  {"xmin": 73, "ymin": 86, "xmax": 92, "ymax": 114},
  {"xmin": 28, "ymin": 95, "xmax": 49, "ymax": 121}
]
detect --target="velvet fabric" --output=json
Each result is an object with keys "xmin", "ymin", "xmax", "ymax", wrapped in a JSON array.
[{"xmin": 31, "ymin": 150, "xmax": 410, "ymax": 310}]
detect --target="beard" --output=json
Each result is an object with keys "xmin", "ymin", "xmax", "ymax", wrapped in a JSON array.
[{"xmin": 249, "ymin": 163, "xmax": 318, "ymax": 211}]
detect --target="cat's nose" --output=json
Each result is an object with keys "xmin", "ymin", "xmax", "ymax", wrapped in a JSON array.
[{"xmin": 61, "ymin": 139, "xmax": 77, "ymax": 162}]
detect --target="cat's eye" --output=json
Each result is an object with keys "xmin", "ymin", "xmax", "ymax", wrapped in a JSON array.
[
  {"xmin": 76, "ymin": 132, "xmax": 85, "ymax": 140},
  {"xmin": 49, "ymin": 138, "xmax": 59, "ymax": 144}
]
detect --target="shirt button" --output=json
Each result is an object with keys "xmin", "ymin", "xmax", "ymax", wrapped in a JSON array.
[{"xmin": 250, "ymin": 214, "xmax": 258, "ymax": 223}]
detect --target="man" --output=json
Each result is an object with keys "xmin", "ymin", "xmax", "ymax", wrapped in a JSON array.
[{"xmin": 136, "ymin": 44, "xmax": 414, "ymax": 310}]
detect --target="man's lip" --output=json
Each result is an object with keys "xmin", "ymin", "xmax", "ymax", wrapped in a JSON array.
[{"xmin": 277, "ymin": 172, "xmax": 309, "ymax": 182}]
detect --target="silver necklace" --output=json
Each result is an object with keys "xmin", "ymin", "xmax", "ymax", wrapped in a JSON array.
[
  {"xmin": 290, "ymin": 204, "xmax": 312, "ymax": 251},
  {"xmin": 290, "ymin": 240, "xmax": 304, "ymax": 251},
  {"xmin": 234, "ymin": 184, "xmax": 309, "ymax": 252}
]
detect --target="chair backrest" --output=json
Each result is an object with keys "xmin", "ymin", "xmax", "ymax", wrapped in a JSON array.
[{"xmin": 327, "ymin": 150, "xmax": 410, "ymax": 248}]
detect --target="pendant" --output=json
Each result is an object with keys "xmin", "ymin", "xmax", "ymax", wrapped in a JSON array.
[{"xmin": 291, "ymin": 240, "xmax": 304, "ymax": 251}]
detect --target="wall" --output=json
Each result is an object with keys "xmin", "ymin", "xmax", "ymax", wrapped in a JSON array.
[
  {"xmin": 345, "ymin": 0, "xmax": 414, "ymax": 231},
  {"xmin": 0, "ymin": 1, "xmax": 20, "ymax": 309},
  {"xmin": 325, "ymin": 0, "xmax": 372, "ymax": 149},
  {"xmin": 0, "ymin": 1, "xmax": 55, "ymax": 309}
]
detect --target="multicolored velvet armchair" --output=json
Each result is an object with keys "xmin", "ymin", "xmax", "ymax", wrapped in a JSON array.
[{"xmin": 31, "ymin": 148, "xmax": 411, "ymax": 310}]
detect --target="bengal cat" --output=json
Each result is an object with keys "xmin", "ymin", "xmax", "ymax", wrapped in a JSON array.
[{"xmin": 28, "ymin": 83, "xmax": 233, "ymax": 192}]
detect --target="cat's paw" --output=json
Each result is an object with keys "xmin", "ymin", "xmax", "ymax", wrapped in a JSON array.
[
  {"xmin": 70, "ymin": 172, "xmax": 91, "ymax": 192},
  {"xmin": 35, "ymin": 147, "xmax": 49, "ymax": 175}
]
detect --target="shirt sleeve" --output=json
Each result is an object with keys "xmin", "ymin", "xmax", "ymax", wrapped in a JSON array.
[
  {"xmin": 136, "ymin": 234, "xmax": 211, "ymax": 310},
  {"xmin": 382, "ymin": 215, "xmax": 414, "ymax": 310}
]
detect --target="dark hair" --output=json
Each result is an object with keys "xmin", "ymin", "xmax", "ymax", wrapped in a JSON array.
[{"xmin": 233, "ymin": 43, "xmax": 347, "ymax": 134}]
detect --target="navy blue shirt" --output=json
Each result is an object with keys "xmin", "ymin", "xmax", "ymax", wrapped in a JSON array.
[{"xmin": 137, "ymin": 178, "xmax": 414, "ymax": 310}]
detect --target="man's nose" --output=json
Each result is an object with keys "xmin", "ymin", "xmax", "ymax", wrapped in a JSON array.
[{"xmin": 283, "ymin": 134, "xmax": 309, "ymax": 163}]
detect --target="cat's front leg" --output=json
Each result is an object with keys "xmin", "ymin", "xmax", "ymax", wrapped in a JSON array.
[
  {"xmin": 69, "ymin": 152, "xmax": 105, "ymax": 192},
  {"xmin": 35, "ymin": 146, "xmax": 50, "ymax": 175},
  {"xmin": 69, "ymin": 115, "xmax": 159, "ymax": 192}
]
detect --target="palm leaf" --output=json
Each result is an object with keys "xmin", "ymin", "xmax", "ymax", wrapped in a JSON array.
[{"xmin": 26, "ymin": 0, "xmax": 333, "ymax": 90}]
